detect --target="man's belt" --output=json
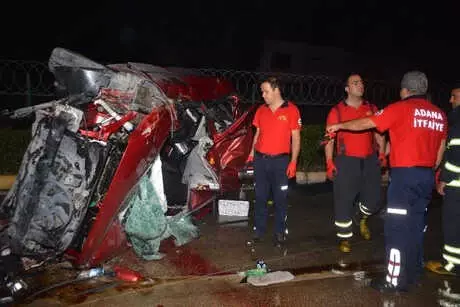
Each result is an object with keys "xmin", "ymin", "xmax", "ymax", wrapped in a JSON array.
[{"xmin": 255, "ymin": 151, "xmax": 289, "ymax": 159}]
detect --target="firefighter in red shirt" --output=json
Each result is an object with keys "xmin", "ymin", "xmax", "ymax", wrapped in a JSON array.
[
  {"xmin": 247, "ymin": 77, "xmax": 301, "ymax": 248},
  {"xmin": 327, "ymin": 71, "xmax": 447, "ymax": 293},
  {"xmin": 325, "ymin": 73, "xmax": 386, "ymax": 253}
]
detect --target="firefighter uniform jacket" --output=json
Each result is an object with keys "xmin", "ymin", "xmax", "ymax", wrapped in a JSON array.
[{"xmin": 440, "ymin": 106, "xmax": 460, "ymax": 187}]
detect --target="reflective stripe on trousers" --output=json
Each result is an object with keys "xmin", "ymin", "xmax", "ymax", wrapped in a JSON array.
[
  {"xmin": 335, "ymin": 219, "xmax": 353, "ymax": 239},
  {"xmin": 385, "ymin": 167, "xmax": 434, "ymax": 288},
  {"xmin": 385, "ymin": 208, "xmax": 407, "ymax": 286}
]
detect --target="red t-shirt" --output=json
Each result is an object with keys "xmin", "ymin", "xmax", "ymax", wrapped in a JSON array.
[
  {"xmin": 370, "ymin": 97, "xmax": 447, "ymax": 168},
  {"xmin": 253, "ymin": 101, "xmax": 301, "ymax": 155},
  {"xmin": 326, "ymin": 101, "xmax": 378, "ymax": 157}
]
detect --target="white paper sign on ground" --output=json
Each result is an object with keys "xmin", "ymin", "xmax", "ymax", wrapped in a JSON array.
[{"xmin": 218, "ymin": 199, "xmax": 249, "ymax": 217}]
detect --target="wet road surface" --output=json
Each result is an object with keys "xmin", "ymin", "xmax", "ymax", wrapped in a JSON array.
[
  {"xmin": 17, "ymin": 266, "xmax": 460, "ymax": 306},
  {"xmin": 5, "ymin": 182, "xmax": 460, "ymax": 306}
]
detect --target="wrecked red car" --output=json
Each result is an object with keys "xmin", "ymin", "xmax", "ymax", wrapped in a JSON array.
[{"xmin": 0, "ymin": 47, "xmax": 256, "ymax": 281}]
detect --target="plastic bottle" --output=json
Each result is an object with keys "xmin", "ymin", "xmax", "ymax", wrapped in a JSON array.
[
  {"xmin": 256, "ymin": 260, "xmax": 267, "ymax": 271},
  {"xmin": 6, "ymin": 278, "xmax": 28, "ymax": 295},
  {"xmin": 77, "ymin": 267, "xmax": 105, "ymax": 279}
]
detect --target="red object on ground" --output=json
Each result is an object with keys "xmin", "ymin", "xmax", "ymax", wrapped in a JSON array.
[{"xmin": 113, "ymin": 266, "xmax": 143, "ymax": 282}]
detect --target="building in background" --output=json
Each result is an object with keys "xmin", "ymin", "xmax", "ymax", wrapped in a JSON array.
[{"xmin": 258, "ymin": 39, "xmax": 353, "ymax": 76}]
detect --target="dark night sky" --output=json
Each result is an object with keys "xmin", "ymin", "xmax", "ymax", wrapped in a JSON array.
[{"xmin": 2, "ymin": 1, "xmax": 459, "ymax": 82}]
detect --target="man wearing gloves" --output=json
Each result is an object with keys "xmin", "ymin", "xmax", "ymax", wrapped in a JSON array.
[
  {"xmin": 326, "ymin": 71, "xmax": 447, "ymax": 293},
  {"xmin": 246, "ymin": 77, "xmax": 301, "ymax": 248},
  {"xmin": 324, "ymin": 73, "xmax": 386, "ymax": 253}
]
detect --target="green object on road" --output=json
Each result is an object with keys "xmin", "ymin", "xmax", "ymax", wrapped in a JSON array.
[{"xmin": 244, "ymin": 267, "xmax": 267, "ymax": 277}]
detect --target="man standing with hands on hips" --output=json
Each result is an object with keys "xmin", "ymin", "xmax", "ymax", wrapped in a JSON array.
[
  {"xmin": 246, "ymin": 77, "xmax": 301, "ymax": 248},
  {"xmin": 326, "ymin": 71, "xmax": 447, "ymax": 293}
]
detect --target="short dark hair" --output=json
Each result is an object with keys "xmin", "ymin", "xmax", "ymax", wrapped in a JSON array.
[
  {"xmin": 343, "ymin": 73, "xmax": 362, "ymax": 87},
  {"xmin": 262, "ymin": 76, "xmax": 282, "ymax": 91}
]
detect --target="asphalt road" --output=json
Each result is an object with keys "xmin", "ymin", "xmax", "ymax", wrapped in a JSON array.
[{"xmin": 4, "ymin": 182, "xmax": 460, "ymax": 306}]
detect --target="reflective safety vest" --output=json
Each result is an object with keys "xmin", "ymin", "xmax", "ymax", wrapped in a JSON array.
[{"xmin": 444, "ymin": 138, "xmax": 460, "ymax": 187}]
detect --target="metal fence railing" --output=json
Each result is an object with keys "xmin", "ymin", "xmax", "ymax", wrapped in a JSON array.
[
  {"xmin": 0, "ymin": 60, "xmax": 452, "ymax": 110},
  {"xmin": 193, "ymin": 69, "xmax": 402, "ymax": 108}
]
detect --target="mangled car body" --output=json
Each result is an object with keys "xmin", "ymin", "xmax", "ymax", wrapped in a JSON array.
[{"xmin": 0, "ymin": 48, "xmax": 256, "ymax": 272}]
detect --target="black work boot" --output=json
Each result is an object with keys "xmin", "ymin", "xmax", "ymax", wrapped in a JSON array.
[
  {"xmin": 250, "ymin": 231, "xmax": 264, "ymax": 244},
  {"xmin": 273, "ymin": 233, "xmax": 286, "ymax": 248},
  {"xmin": 370, "ymin": 278, "xmax": 408, "ymax": 293}
]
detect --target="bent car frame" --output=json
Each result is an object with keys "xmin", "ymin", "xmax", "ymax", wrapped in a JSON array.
[{"xmin": 0, "ymin": 47, "xmax": 257, "ymax": 280}]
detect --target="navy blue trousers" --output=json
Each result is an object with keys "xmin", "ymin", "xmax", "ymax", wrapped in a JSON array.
[
  {"xmin": 253, "ymin": 152, "xmax": 289, "ymax": 237},
  {"xmin": 384, "ymin": 167, "xmax": 434, "ymax": 288}
]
